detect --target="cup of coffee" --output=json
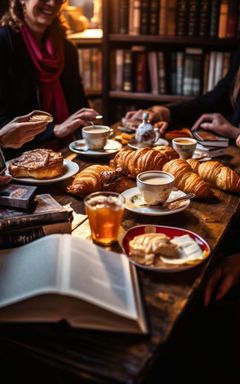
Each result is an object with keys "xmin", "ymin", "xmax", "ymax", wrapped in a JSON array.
[
  {"xmin": 84, "ymin": 191, "xmax": 125, "ymax": 246},
  {"xmin": 172, "ymin": 137, "xmax": 197, "ymax": 160},
  {"xmin": 137, "ymin": 171, "xmax": 175, "ymax": 205},
  {"xmin": 82, "ymin": 125, "xmax": 113, "ymax": 150}
]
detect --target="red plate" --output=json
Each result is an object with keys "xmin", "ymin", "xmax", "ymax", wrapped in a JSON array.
[{"xmin": 122, "ymin": 225, "xmax": 211, "ymax": 272}]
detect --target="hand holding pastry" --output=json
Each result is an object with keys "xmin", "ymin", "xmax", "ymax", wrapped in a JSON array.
[{"xmin": 0, "ymin": 113, "xmax": 48, "ymax": 148}]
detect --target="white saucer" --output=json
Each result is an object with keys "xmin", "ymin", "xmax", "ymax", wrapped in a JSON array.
[
  {"xmin": 69, "ymin": 139, "xmax": 122, "ymax": 156},
  {"xmin": 6, "ymin": 159, "xmax": 79, "ymax": 185},
  {"xmin": 121, "ymin": 187, "xmax": 190, "ymax": 216},
  {"xmin": 128, "ymin": 138, "xmax": 169, "ymax": 150}
]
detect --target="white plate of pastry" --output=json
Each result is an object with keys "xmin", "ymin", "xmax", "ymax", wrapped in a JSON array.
[
  {"xmin": 128, "ymin": 137, "xmax": 169, "ymax": 149},
  {"xmin": 121, "ymin": 225, "xmax": 211, "ymax": 272},
  {"xmin": 69, "ymin": 139, "xmax": 122, "ymax": 156},
  {"xmin": 121, "ymin": 187, "xmax": 190, "ymax": 216},
  {"xmin": 6, "ymin": 159, "xmax": 79, "ymax": 185}
]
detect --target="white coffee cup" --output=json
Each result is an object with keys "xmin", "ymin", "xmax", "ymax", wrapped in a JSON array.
[
  {"xmin": 82, "ymin": 125, "xmax": 113, "ymax": 150},
  {"xmin": 172, "ymin": 137, "xmax": 197, "ymax": 160},
  {"xmin": 137, "ymin": 171, "xmax": 175, "ymax": 205}
]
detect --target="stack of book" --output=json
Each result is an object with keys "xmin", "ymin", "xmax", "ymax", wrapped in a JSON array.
[
  {"xmin": 0, "ymin": 193, "xmax": 73, "ymax": 248},
  {"xmin": 192, "ymin": 129, "xmax": 229, "ymax": 158}
]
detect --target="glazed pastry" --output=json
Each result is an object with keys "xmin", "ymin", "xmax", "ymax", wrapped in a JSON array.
[
  {"xmin": 8, "ymin": 149, "xmax": 64, "ymax": 179},
  {"xmin": 187, "ymin": 159, "xmax": 240, "ymax": 193},
  {"xmin": 163, "ymin": 159, "xmax": 215, "ymax": 199}
]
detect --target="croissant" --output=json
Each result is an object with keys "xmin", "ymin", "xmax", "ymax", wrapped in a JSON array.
[
  {"xmin": 110, "ymin": 147, "xmax": 177, "ymax": 177},
  {"xmin": 187, "ymin": 159, "xmax": 240, "ymax": 193},
  {"xmin": 67, "ymin": 164, "xmax": 112, "ymax": 197},
  {"xmin": 163, "ymin": 159, "xmax": 215, "ymax": 199}
]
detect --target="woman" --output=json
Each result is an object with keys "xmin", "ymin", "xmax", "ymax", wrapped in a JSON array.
[
  {"xmin": 0, "ymin": 111, "xmax": 48, "ymax": 184},
  {"xmin": 0, "ymin": 0, "xmax": 99, "ymax": 159},
  {"xmin": 125, "ymin": 50, "xmax": 240, "ymax": 147}
]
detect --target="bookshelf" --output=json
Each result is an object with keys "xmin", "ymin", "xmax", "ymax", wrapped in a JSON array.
[
  {"xmin": 102, "ymin": 0, "xmax": 240, "ymax": 124},
  {"xmin": 68, "ymin": 29, "xmax": 103, "ymax": 112}
]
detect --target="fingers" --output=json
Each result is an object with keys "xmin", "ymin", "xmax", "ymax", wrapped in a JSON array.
[
  {"xmin": 159, "ymin": 121, "xmax": 168, "ymax": 134},
  {"xmin": 199, "ymin": 122, "xmax": 214, "ymax": 130},
  {"xmin": 215, "ymin": 274, "xmax": 235, "ymax": 301},
  {"xmin": 125, "ymin": 111, "xmax": 137, "ymax": 120},
  {"xmin": 191, "ymin": 114, "xmax": 214, "ymax": 131},
  {"xmin": 0, "ymin": 175, "xmax": 12, "ymax": 185}
]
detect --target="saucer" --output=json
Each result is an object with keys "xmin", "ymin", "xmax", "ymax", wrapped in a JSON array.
[
  {"xmin": 128, "ymin": 138, "xmax": 169, "ymax": 149},
  {"xmin": 121, "ymin": 187, "xmax": 190, "ymax": 216},
  {"xmin": 69, "ymin": 139, "xmax": 122, "ymax": 156}
]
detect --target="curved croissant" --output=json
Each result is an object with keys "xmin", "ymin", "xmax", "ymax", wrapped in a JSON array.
[
  {"xmin": 67, "ymin": 164, "xmax": 112, "ymax": 197},
  {"xmin": 163, "ymin": 159, "xmax": 215, "ymax": 199},
  {"xmin": 110, "ymin": 147, "xmax": 178, "ymax": 177},
  {"xmin": 187, "ymin": 159, "xmax": 240, "ymax": 193}
]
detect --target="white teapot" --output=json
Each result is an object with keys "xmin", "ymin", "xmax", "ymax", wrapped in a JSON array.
[{"xmin": 135, "ymin": 113, "xmax": 160, "ymax": 147}]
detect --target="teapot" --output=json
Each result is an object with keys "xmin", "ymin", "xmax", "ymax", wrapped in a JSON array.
[{"xmin": 135, "ymin": 113, "xmax": 160, "ymax": 147}]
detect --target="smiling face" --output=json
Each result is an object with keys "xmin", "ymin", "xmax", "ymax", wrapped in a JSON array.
[{"xmin": 23, "ymin": 0, "xmax": 64, "ymax": 36}]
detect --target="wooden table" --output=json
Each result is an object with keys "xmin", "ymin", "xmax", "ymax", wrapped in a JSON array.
[{"xmin": 0, "ymin": 145, "xmax": 240, "ymax": 383}]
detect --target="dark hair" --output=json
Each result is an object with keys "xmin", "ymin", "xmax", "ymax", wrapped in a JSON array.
[{"xmin": 0, "ymin": 0, "xmax": 68, "ymax": 37}]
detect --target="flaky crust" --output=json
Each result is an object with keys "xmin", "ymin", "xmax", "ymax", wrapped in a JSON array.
[
  {"xmin": 110, "ymin": 147, "xmax": 177, "ymax": 177},
  {"xmin": 9, "ymin": 149, "xmax": 64, "ymax": 179},
  {"xmin": 163, "ymin": 159, "xmax": 215, "ymax": 199},
  {"xmin": 67, "ymin": 165, "xmax": 113, "ymax": 196},
  {"xmin": 187, "ymin": 159, "xmax": 240, "ymax": 192}
]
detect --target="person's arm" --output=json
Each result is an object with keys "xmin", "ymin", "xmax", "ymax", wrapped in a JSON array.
[
  {"xmin": 204, "ymin": 253, "xmax": 240, "ymax": 306},
  {"xmin": 191, "ymin": 113, "xmax": 240, "ymax": 139}
]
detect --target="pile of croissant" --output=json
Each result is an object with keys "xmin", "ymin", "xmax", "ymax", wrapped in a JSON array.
[{"xmin": 67, "ymin": 147, "xmax": 240, "ymax": 199}]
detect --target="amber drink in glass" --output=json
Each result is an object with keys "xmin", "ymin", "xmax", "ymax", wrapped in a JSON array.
[{"xmin": 84, "ymin": 192, "xmax": 125, "ymax": 246}]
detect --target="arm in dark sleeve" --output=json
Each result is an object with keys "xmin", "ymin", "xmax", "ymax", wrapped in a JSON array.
[{"xmin": 168, "ymin": 50, "xmax": 240, "ymax": 126}]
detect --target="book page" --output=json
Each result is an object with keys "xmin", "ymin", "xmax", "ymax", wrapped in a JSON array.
[
  {"xmin": 0, "ymin": 236, "xmax": 61, "ymax": 307},
  {"xmin": 59, "ymin": 235, "xmax": 138, "ymax": 320}
]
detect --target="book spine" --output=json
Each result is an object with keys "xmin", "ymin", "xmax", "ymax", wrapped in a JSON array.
[
  {"xmin": 119, "ymin": 0, "xmax": 129, "ymax": 34},
  {"xmin": 149, "ymin": 0, "xmax": 160, "ymax": 35},
  {"xmin": 176, "ymin": 0, "xmax": 188, "ymax": 36},
  {"xmin": 0, "ymin": 210, "xmax": 71, "ymax": 232},
  {"xmin": 0, "ymin": 221, "xmax": 71, "ymax": 249},
  {"xmin": 140, "ymin": 0, "xmax": 150, "ymax": 35},
  {"xmin": 210, "ymin": 0, "xmax": 220, "ymax": 37},
  {"xmin": 122, "ymin": 50, "xmax": 133, "ymax": 91},
  {"xmin": 188, "ymin": 0, "xmax": 199, "ymax": 37},
  {"xmin": 198, "ymin": 0, "xmax": 210, "ymax": 37}
]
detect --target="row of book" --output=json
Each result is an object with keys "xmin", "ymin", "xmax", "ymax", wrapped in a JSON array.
[
  {"xmin": 78, "ymin": 48, "xmax": 102, "ymax": 92},
  {"xmin": 110, "ymin": 48, "xmax": 231, "ymax": 96},
  {"xmin": 112, "ymin": 0, "xmax": 240, "ymax": 38}
]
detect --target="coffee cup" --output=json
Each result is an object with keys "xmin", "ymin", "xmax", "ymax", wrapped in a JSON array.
[
  {"xmin": 172, "ymin": 137, "xmax": 197, "ymax": 160},
  {"xmin": 82, "ymin": 125, "xmax": 113, "ymax": 150},
  {"xmin": 137, "ymin": 171, "xmax": 175, "ymax": 205}
]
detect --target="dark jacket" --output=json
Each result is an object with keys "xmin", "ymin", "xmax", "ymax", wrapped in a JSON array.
[
  {"xmin": 169, "ymin": 50, "xmax": 240, "ymax": 128},
  {"xmin": 0, "ymin": 26, "xmax": 88, "ymax": 159}
]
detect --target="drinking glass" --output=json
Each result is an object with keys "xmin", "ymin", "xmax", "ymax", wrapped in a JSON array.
[{"xmin": 84, "ymin": 191, "xmax": 125, "ymax": 246}]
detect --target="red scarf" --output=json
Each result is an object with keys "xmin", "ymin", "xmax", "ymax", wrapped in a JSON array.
[{"xmin": 20, "ymin": 23, "xmax": 69, "ymax": 124}]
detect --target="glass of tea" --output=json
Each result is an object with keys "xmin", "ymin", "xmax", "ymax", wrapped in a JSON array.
[{"xmin": 84, "ymin": 191, "xmax": 125, "ymax": 246}]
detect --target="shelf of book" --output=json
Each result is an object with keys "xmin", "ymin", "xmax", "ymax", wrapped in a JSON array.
[
  {"xmin": 102, "ymin": 0, "xmax": 240, "ymax": 123},
  {"xmin": 109, "ymin": 91, "xmax": 193, "ymax": 103}
]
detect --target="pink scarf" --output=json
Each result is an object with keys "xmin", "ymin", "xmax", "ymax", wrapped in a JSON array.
[{"xmin": 20, "ymin": 23, "xmax": 69, "ymax": 124}]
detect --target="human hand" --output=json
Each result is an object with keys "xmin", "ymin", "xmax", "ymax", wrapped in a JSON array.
[
  {"xmin": 192, "ymin": 113, "xmax": 240, "ymax": 140},
  {"xmin": 53, "ymin": 108, "xmax": 99, "ymax": 138},
  {"xmin": 204, "ymin": 253, "xmax": 240, "ymax": 306},
  {"xmin": 0, "ymin": 175, "xmax": 12, "ymax": 185},
  {"xmin": 125, "ymin": 106, "xmax": 170, "ymax": 125},
  {"xmin": 0, "ymin": 113, "xmax": 48, "ymax": 148}
]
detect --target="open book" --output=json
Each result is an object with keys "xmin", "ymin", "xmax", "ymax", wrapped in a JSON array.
[
  {"xmin": 192, "ymin": 129, "xmax": 229, "ymax": 147},
  {"xmin": 0, "ymin": 234, "xmax": 148, "ymax": 334}
]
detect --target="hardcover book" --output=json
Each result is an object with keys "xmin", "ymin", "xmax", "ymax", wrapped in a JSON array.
[
  {"xmin": 192, "ymin": 129, "xmax": 229, "ymax": 147},
  {"xmin": 0, "ymin": 194, "xmax": 72, "ymax": 232},
  {"xmin": 0, "ymin": 234, "xmax": 148, "ymax": 334},
  {"xmin": 0, "ymin": 183, "xmax": 37, "ymax": 209}
]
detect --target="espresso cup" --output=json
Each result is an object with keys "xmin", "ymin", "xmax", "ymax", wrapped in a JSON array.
[
  {"xmin": 82, "ymin": 125, "xmax": 112, "ymax": 150},
  {"xmin": 137, "ymin": 171, "xmax": 175, "ymax": 205},
  {"xmin": 172, "ymin": 137, "xmax": 197, "ymax": 160}
]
